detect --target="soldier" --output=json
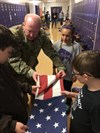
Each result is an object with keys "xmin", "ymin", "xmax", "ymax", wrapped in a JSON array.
[{"xmin": 8, "ymin": 13, "xmax": 66, "ymax": 105}]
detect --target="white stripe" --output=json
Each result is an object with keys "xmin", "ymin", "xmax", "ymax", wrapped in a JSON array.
[
  {"xmin": 35, "ymin": 76, "xmax": 44, "ymax": 100},
  {"xmin": 48, "ymin": 75, "xmax": 61, "ymax": 97},
  {"xmin": 52, "ymin": 79, "xmax": 61, "ymax": 97},
  {"xmin": 47, "ymin": 75, "xmax": 56, "ymax": 87},
  {"xmin": 35, "ymin": 92, "xmax": 44, "ymax": 100},
  {"xmin": 35, "ymin": 76, "xmax": 40, "ymax": 97}
]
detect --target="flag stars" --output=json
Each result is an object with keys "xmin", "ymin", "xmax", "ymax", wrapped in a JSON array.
[
  {"xmin": 53, "ymin": 122, "xmax": 59, "ymax": 128},
  {"xmin": 61, "ymin": 98, "xmax": 66, "ymax": 103},
  {"xmin": 62, "ymin": 128, "xmax": 67, "ymax": 133},
  {"xmin": 54, "ymin": 107, "xmax": 59, "ymax": 112},
  {"xmin": 61, "ymin": 112, "xmax": 66, "ymax": 117},
  {"xmin": 39, "ymin": 108, "xmax": 44, "ymax": 113},
  {"xmin": 34, "ymin": 103, "xmax": 38, "ymax": 107},
  {"xmin": 45, "ymin": 115, "xmax": 51, "ymax": 121},
  {"xmin": 29, "ymin": 114, "xmax": 35, "ymax": 119},
  {"xmin": 36, "ymin": 123, "xmax": 42, "ymax": 128},
  {"xmin": 25, "ymin": 131, "xmax": 31, "ymax": 133},
  {"xmin": 48, "ymin": 103, "xmax": 52, "ymax": 106},
  {"xmin": 27, "ymin": 97, "xmax": 67, "ymax": 132}
]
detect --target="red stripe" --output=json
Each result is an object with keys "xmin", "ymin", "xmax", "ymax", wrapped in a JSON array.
[
  {"xmin": 38, "ymin": 75, "xmax": 48, "ymax": 95},
  {"xmin": 44, "ymin": 85, "xmax": 52, "ymax": 100}
]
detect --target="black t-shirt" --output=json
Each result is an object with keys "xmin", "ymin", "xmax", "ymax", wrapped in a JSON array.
[{"xmin": 70, "ymin": 85, "xmax": 100, "ymax": 133}]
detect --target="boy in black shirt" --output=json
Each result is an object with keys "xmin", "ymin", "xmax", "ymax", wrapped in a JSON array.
[{"xmin": 62, "ymin": 50, "xmax": 100, "ymax": 133}]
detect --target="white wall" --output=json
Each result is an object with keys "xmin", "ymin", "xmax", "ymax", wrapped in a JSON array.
[
  {"xmin": 29, "ymin": 2, "xmax": 44, "ymax": 15},
  {"xmin": 29, "ymin": 3, "xmax": 35, "ymax": 13},
  {"xmin": 69, "ymin": 0, "xmax": 73, "ymax": 18}
]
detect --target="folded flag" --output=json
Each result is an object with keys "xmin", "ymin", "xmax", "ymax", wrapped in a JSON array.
[
  {"xmin": 26, "ymin": 75, "xmax": 67, "ymax": 133},
  {"xmin": 35, "ymin": 74, "xmax": 65, "ymax": 100},
  {"xmin": 26, "ymin": 95, "xmax": 68, "ymax": 133}
]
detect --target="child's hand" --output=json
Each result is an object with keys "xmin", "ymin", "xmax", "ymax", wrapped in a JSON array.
[
  {"xmin": 61, "ymin": 91, "xmax": 78, "ymax": 98},
  {"xmin": 15, "ymin": 122, "xmax": 28, "ymax": 133},
  {"xmin": 61, "ymin": 91, "xmax": 70, "ymax": 98}
]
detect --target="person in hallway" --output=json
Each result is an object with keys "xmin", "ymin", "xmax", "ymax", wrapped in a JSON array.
[
  {"xmin": 45, "ymin": 11, "xmax": 50, "ymax": 29},
  {"xmin": 51, "ymin": 9, "xmax": 58, "ymax": 28},
  {"xmin": 59, "ymin": 10, "xmax": 64, "ymax": 26},
  {"xmin": 9, "ymin": 13, "xmax": 66, "ymax": 85},
  {"xmin": 62, "ymin": 50, "xmax": 100, "ymax": 133},
  {"xmin": 65, "ymin": 10, "xmax": 69, "ymax": 20},
  {"xmin": 53, "ymin": 25, "xmax": 81, "ymax": 114},
  {"xmin": 0, "ymin": 25, "xmax": 39, "ymax": 133}
]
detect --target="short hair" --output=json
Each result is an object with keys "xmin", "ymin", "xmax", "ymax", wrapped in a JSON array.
[
  {"xmin": 0, "ymin": 25, "xmax": 16, "ymax": 50},
  {"xmin": 61, "ymin": 25, "xmax": 73, "ymax": 31},
  {"xmin": 61, "ymin": 25, "xmax": 75, "ymax": 35},
  {"xmin": 72, "ymin": 50, "xmax": 100, "ymax": 78}
]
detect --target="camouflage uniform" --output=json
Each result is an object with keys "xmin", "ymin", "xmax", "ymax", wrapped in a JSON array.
[{"xmin": 8, "ymin": 25, "xmax": 65, "ymax": 84}]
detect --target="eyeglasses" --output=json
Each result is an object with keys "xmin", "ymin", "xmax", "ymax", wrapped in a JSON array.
[
  {"xmin": 72, "ymin": 71, "xmax": 92, "ymax": 77},
  {"xmin": 72, "ymin": 71, "xmax": 83, "ymax": 76}
]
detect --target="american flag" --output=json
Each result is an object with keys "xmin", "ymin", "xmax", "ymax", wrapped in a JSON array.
[
  {"xmin": 35, "ymin": 74, "xmax": 64, "ymax": 100},
  {"xmin": 26, "ymin": 75, "xmax": 68, "ymax": 133}
]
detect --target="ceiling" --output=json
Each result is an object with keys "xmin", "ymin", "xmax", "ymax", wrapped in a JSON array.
[
  {"xmin": 27, "ymin": 0, "xmax": 69, "ymax": 3},
  {"xmin": 41, "ymin": 0, "xmax": 68, "ymax": 2},
  {"xmin": 2, "ymin": 0, "xmax": 69, "ymax": 4}
]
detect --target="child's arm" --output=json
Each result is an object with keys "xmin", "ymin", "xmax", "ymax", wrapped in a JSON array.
[{"xmin": 61, "ymin": 90, "xmax": 78, "ymax": 98}]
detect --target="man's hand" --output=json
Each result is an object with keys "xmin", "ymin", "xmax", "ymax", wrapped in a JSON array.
[
  {"xmin": 32, "ymin": 71, "xmax": 41, "ymax": 82},
  {"xmin": 57, "ymin": 70, "xmax": 66, "ymax": 78},
  {"xmin": 31, "ymin": 85, "xmax": 40, "ymax": 95},
  {"xmin": 15, "ymin": 122, "xmax": 28, "ymax": 133}
]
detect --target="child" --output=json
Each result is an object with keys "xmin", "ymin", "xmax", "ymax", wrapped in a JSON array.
[
  {"xmin": 53, "ymin": 25, "xmax": 81, "ymax": 114},
  {"xmin": 0, "ymin": 25, "xmax": 39, "ymax": 133},
  {"xmin": 62, "ymin": 50, "xmax": 100, "ymax": 133}
]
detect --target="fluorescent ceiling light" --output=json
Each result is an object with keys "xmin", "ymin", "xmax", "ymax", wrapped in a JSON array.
[
  {"xmin": 29, "ymin": 0, "xmax": 41, "ymax": 4},
  {"xmin": 75, "ymin": 0, "xmax": 83, "ymax": 3},
  {"xmin": 7, "ymin": 0, "xmax": 20, "ymax": 4}
]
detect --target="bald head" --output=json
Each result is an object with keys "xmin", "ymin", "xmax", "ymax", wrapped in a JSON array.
[
  {"xmin": 23, "ymin": 13, "xmax": 41, "ymax": 40},
  {"xmin": 24, "ymin": 13, "xmax": 41, "ymax": 27}
]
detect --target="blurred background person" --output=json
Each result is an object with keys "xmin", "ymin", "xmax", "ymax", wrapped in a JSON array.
[
  {"xmin": 45, "ymin": 11, "xmax": 50, "ymax": 29},
  {"xmin": 59, "ymin": 10, "xmax": 64, "ymax": 26}
]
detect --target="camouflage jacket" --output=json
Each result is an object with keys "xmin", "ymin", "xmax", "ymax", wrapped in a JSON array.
[{"xmin": 9, "ymin": 25, "xmax": 65, "ymax": 81}]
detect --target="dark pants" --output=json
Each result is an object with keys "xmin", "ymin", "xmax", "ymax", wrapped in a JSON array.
[
  {"xmin": 52, "ymin": 19, "xmax": 57, "ymax": 28},
  {"xmin": 59, "ymin": 18, "xmax": 63, "ymax": 25},
  {"xmin": 63, "ymin": 79, "xmax": 73, "ymax": 106},
  {"xmin": 45, "ymin": 20, "xmax": 50, "ymax": 28}
]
